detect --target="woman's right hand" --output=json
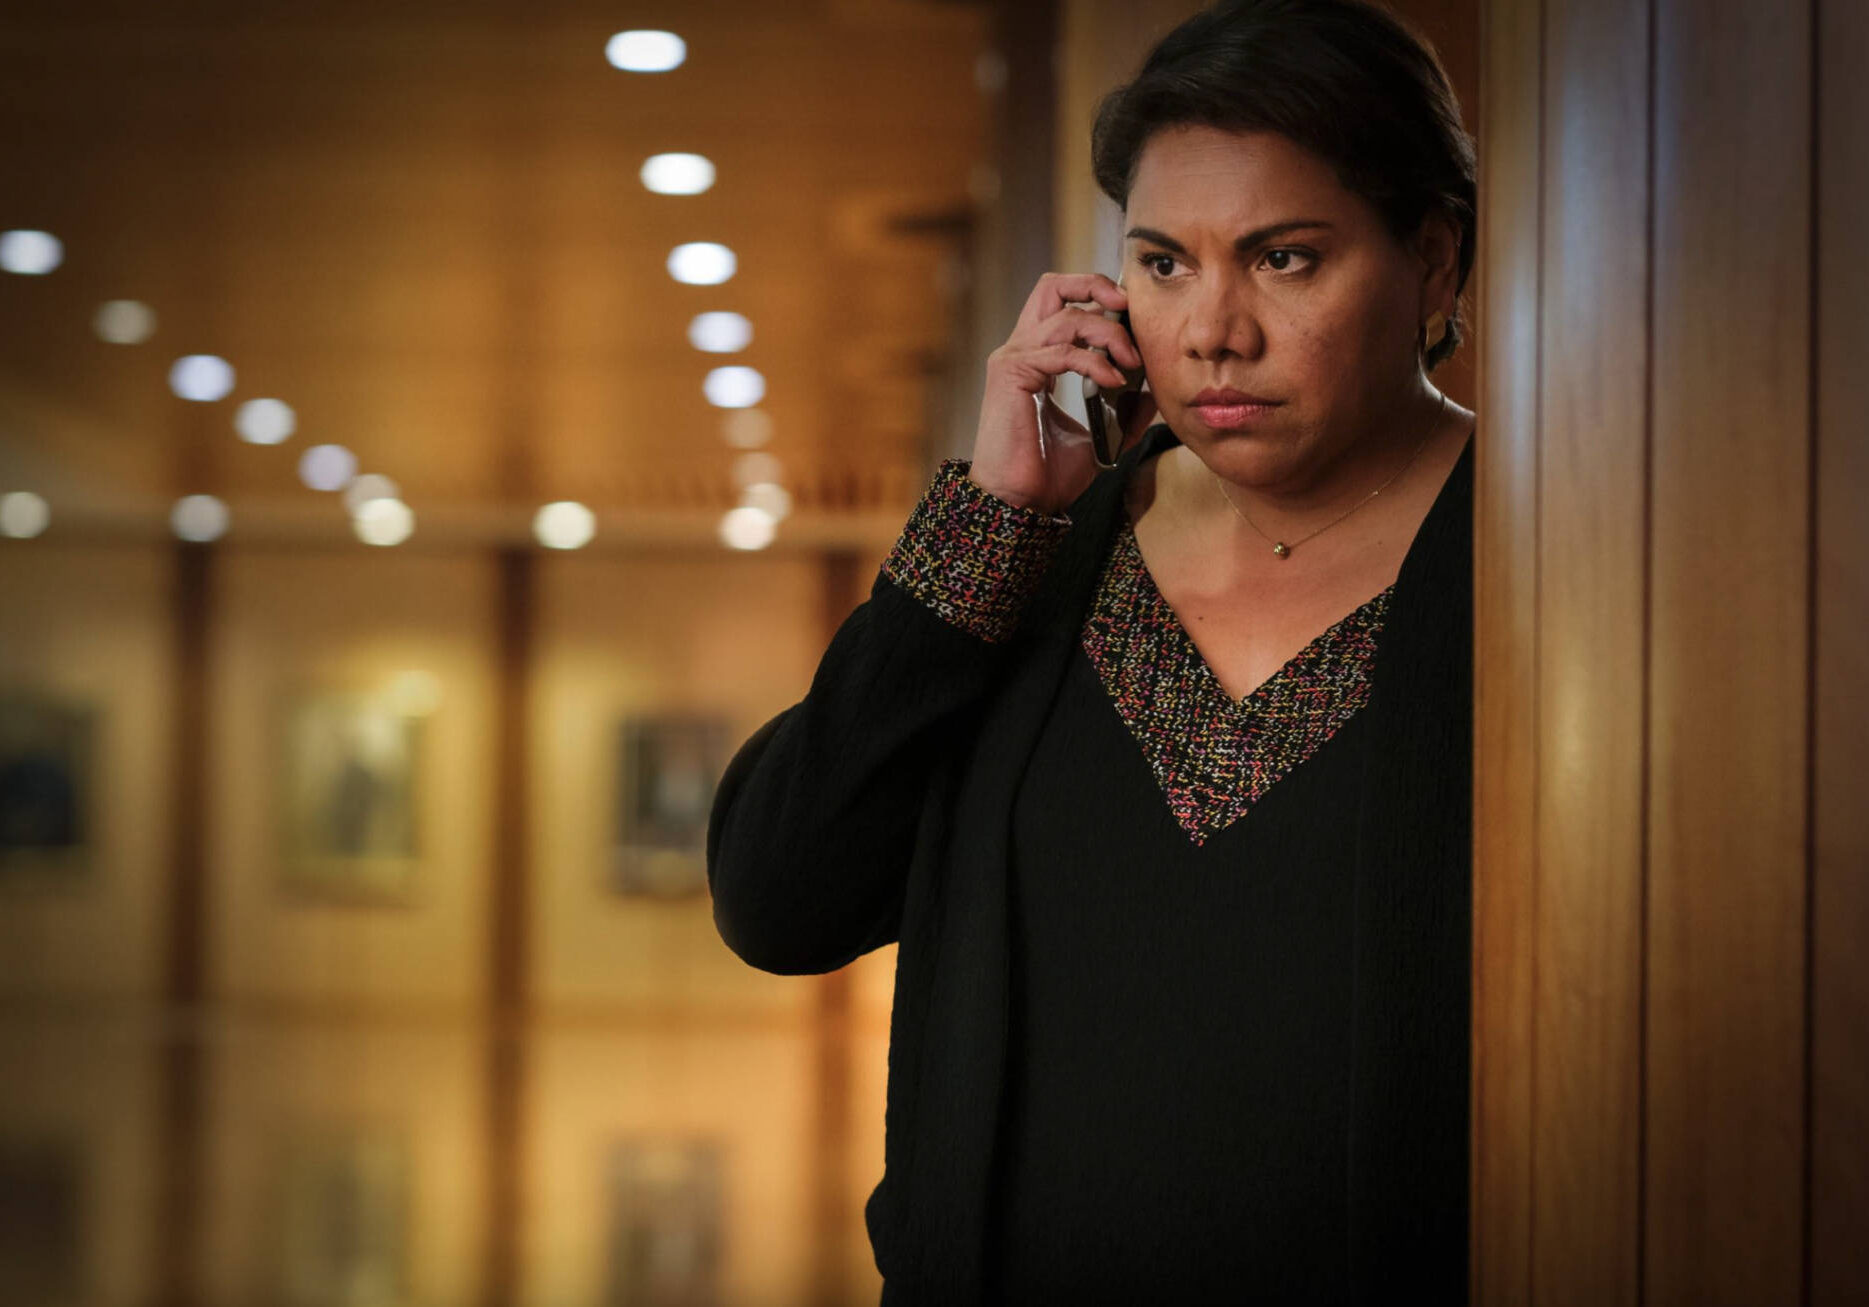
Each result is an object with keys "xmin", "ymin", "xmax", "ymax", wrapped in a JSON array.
[{"xmin": 967, "ymin": 272, "xmax": 1152, "ymax": 516}]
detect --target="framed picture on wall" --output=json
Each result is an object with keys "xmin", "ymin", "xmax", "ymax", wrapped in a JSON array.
[
  {"xmin": 0, "ymin": 1133, "xmax": 86, "ymax": 1305},
  {"xmin": 281, "ymin": 691, "xmax": 424, "ymax": 906},
  {"xmin": 0, "ymin": 691, "xmax": 96, "ymax": 886},
  {"xmin": 602, "ymin": 1135, "xmax": 725, "ymax": 1307},
  {"xmin": 271, "ymin": 1124, "xmax": 410, "ymax": 1307},
  {"xmin": 610, "ymin": 715, "xmax": 730, "ymax": 900}
]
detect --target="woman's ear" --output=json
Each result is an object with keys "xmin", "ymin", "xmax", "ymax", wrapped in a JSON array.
[{"xmin": 1413, "ymin": 210, "xmax": 1461, "ymax": 316}]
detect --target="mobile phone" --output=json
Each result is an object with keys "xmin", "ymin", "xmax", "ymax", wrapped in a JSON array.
[{"xmin": 1081, "ymin": 308, "xmax": 1146, "ymax": 468}]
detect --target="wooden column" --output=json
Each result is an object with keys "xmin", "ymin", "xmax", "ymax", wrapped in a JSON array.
[
  {"xmin": 154, "ymin": 540, "xmax": 212, "ymax": 1307},
  {"xmin": 480, "ymin": 545, "xmax": 533, "ymax": 1307}
]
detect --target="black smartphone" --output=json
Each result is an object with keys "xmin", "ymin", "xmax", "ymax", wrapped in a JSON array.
[{"xmin": 1081, "ymin": 308, "xmax": 1146, "ymax": 468}]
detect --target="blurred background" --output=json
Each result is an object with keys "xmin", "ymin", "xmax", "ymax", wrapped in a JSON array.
[{"xmin": 0, "ymin": 3, "xmax": 1482, "ymax": 1305}]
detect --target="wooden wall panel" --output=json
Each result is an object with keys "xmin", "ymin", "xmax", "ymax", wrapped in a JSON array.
[
  {"xmin": 1471, "ymin": 0, "xmax": 1541, "ymax": 1300},
  {"xmin": 1811, "ymin": 0, "xmax": 1869, "ymax": 1300},
  {"xmin": 1645, "ymin": 2, "xmax": 1812, "ymax": 1301},
  {"xmin": 1532, "ymin": 1, "xmax": 1651, "ymax": 1301},
  {"xmin": 1476, "ymin": 0, "xmax": 1868, "ymax": 1302}
]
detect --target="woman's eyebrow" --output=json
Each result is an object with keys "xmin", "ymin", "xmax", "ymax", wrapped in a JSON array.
[{"xmin": 1125, "ymin": 219, "xmax": 1335, "ymax": 255}]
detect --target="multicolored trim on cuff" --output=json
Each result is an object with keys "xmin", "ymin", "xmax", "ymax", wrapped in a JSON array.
[{"xmin": 880, "ymin": 459, "xmax": 1073, "ymax": 643}]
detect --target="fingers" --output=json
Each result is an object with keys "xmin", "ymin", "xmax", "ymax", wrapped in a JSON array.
[
  {"xmin": 1017, "ymin": 272, "xmax": 1127, "ymax": 329},
  {"xmin": 1034, "ymin": 342, "xmax": 1129, "ymax": 390},
  {"xmin": 1037, "ymin": 307, "xmax": 1141, "ymax": 369},
  {"xmin": 988, "ymin": 337, "xmax": 1129, "ymax": 392}
]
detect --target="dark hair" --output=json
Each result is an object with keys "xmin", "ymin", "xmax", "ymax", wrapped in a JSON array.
[{"xmin": 1091, "ymin": 0, "xmax": 1477, "ymax": 370}]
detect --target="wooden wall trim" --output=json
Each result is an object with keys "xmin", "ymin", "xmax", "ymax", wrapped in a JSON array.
[
  {"xmin": 1645, "ymin": 2, "xmax": 1813, "ymax": 1300},
  {"xmin": 1810, "ymin": 0, "xmax": 1869, "ymax": 1299},
  {"xmin": 1531, "ymin": 1, "xmax": 1651, "ymax": 1301},
  {"xmin": 1473, "ymin": 0, "xmax": 1542, "ymax": 1300}
]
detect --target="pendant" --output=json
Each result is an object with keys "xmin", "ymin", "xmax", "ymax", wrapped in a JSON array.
[{"xmin": 1272, "ymin": 542, "xmax": 1291, "ymax": 559}]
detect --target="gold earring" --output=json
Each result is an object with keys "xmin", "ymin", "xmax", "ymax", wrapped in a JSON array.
[{"xmin": 1422, "ymin": 310, "xmax": 1448, "ymax": 353}]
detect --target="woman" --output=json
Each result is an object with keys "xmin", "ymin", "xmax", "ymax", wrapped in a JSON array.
[{"xmin": 708, "ymin": 1, "xmax": 1477, "ymax": 1302}]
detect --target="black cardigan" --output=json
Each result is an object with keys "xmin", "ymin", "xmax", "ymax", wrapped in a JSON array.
[{"xmin": 707, "ymin": 425, "xmax": 1473, "ymax": 1305}]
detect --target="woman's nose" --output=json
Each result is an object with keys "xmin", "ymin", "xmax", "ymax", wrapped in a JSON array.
[{"xmin": 1181, "ymin": 284, "xmax": 1263, "ymax": 361}]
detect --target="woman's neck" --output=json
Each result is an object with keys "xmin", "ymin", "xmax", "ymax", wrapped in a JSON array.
[{"xmin": 1167, "ymin": 387, "xmax": 1462, "ymax": 532}]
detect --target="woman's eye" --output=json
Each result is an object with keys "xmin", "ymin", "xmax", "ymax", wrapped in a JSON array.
[{"xmin": 1262, "ymin": 248, "xmax": 1314, "ymax": 274}]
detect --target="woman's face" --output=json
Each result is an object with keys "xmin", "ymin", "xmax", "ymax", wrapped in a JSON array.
[{"xmin": 1123, "ymin": 124, "xmax": 1455, "ymax": 493}]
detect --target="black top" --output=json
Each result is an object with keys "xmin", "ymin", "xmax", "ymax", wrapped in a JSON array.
[
  {"xmin": 707, "ymin": 424, "xmax": 1474, "ymax": 1305},
  {"xmin": 989, "ymin": 651, "xmax": 1371, "ymax": 1301},
  {"xmin": 984, "ymin": 447, "xmax": 1401, "ymax": 1303}
]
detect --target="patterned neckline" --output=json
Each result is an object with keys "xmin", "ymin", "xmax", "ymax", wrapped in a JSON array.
[{"xmin": 1079, "ymin": 515, "xmax": 1394, "ymax": 846}]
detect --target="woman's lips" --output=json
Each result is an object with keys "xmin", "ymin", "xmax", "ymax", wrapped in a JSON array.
[{"xmin": 1189, "ymin": 398, "xmax": 1281, "ymax": 430}]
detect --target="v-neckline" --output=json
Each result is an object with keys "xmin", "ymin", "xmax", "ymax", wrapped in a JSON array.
[
  {"xmin": 1079, "ymin": 515, "xmax": 1394, "ymax": 845},
  {"xmin": 1116, "ymin": 514, "xmax": 1394, "ymax": 709}
]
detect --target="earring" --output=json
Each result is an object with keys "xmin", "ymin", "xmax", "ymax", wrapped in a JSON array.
[{"xmin": 1421, "ymin": 310, "xmax": 1448, "ymax": 353}]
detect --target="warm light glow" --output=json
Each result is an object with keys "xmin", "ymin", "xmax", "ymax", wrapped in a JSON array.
[
  {"xmin": 533, "ymin": 501, "xmax": 596, "ymax": 550},
  {"xmin": 354, "ymin": 498, "xmax": 415, "ymax": 546},
  {"xmin": 383, "ymin": 669, "xmax": 443, "ymax": 716},
  {"xmin": 732, "ymin": 451, "xmax": 784, "ymax": 489},
  {"xmin": 0, "ymin": 491, "xmax": 50, "ymax": 539},
  {"xmin": 605, "ymin": 30, "xmax": 686, "ymax": 72},
  {"xmin": 94, "ymin": 300, "xmax": 156, "ymax": 344},
  {"xmin": 343, "ymin": 473, "xmax": 401, "ymax": 515},
  {"xmin": 667, "ymin": 242, "xmax": 736, "ymax": 286},
  {"xmin": 169, "ymin": 355, "xmax": 235, "ymax": 402},
  {"xmin": 170, "ymin": 494, "xmax": 229, "ymax": 543},
  {"xmin": 719, "ymin": 505, "xmax": 776, "ymax": 551},
  {"xmin": 741, "ymin": 482, "xmax": 793, "ymax": 522},
  {"xmin": 235, "ymin": 398, "xmax": 295, "ymax": 445},
  {"xmin": 299, "ymin": 444, "xmax": 358, "ymax": 492},
  {"xmin": 722, "ymin": 409, "xmax": 773, "ymax": 449},
  {"xmin": 688, "ymin": 311, "xmax": 752, "ymax": 353},
  {"xmin": 0, "ymin": 230, "xmax": 62, "ymax": 275},
  {"xmin": 641, "ymin": 153, "xmax": 716, "ymax": 195},
  {"xmin": 704, "ymin": 365, "xmax": 765, "ymax": 409}
]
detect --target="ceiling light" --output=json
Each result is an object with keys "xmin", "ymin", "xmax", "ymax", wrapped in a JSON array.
[
  {"xmin": 606, "ymin": 30, "xmax": 686, "ymax": 73},
  {"xmin": 533, "ymin": 501, "xmax": 596, "ymax": 550},
  {"xmin": 0, "ymin": 491, "xmax": 50, "ymax": 539},
  {"xmin": 354, "ymin": 498, "xmax": 415, "ymax": 547},
  {"xmin": 641, "ymin": 153, "xmax": 716, "ymax": 195},
  {"xmin": 688, "ymin": 311, "xmax": 752, "ymax": 353},
  {"xmin": 169, "ymin": 355, "xmax": 235, "ymax": 402},
  {"xmin": 343, "ymin": 473, "xmax": 401, "ymax": 515},
  {"xmin": 719, "ymin": 506, "xmax": 775, "ymax": 551},
  {"xmin": 0, "ymin": 231, "xmax": 62, "ymax": 275},
  {"xmin": 94, "ymin": 300, "xmax": 156, "ymax": 344},
  {"xmin": 170, "ymin": 494, "xmax": 229, "ymax": 543},
  {"xmin": 741, "ymin": 482, "xmax": 793, "ymax": 522},
  {"xmin": 667, "ymin": 242, "xmax": 735, "ymax": 286},
  {"xmin": 299, "ymin": 444, "xmax": 358, "ymax": 492},
  {"xmin": 704, "ymin": 365, "xmax": 765, "ymax": 408},
  {"xmin": 235, "ymin": 398, "xmax": 296, "ymax": 445}
]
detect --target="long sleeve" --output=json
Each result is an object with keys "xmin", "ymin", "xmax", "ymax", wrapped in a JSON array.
[{"xmin": 706, "ymin": 460, "xmax": 1072, "ymax": 975}]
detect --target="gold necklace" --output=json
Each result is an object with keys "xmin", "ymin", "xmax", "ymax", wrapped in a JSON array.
[{"xmin": 1209, "ymin": 390, "xmax": 1447, "ymax": 559}]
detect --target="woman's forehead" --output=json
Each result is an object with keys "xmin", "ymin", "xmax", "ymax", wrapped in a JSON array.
[{"xmin": 1126, "ymin": 125, "xmax": 1361, "ymax": 229}]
